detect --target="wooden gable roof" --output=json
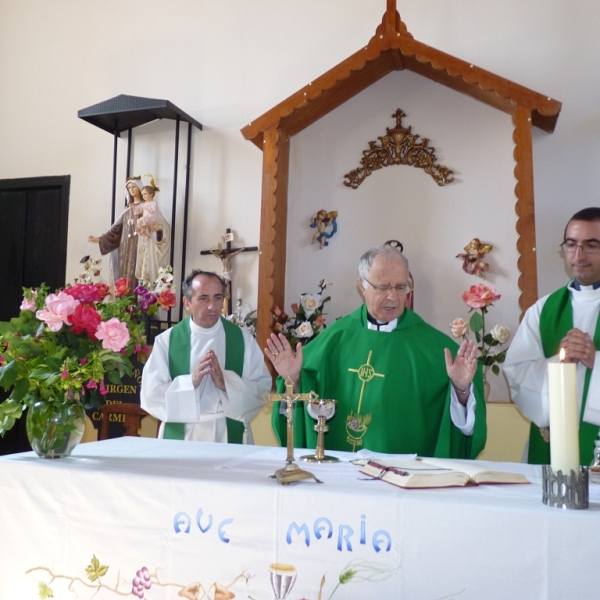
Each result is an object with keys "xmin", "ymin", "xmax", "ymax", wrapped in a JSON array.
[
  {"xmin": 242, "ymin": 0, "xmax": 561, "ymax": 351},
  {"xmin": 242, "ymin": 0, "xmax": 561, "ymax": 146}
]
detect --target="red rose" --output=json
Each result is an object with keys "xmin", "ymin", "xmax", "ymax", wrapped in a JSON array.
[
  {"xmin": 70, "ymin": 304, "xmax": 102, "ymax": 339},
  {"xmin": 273, "ymin": 322, "xmax": 284, "ymax": 333},
  {"xmin": 157, "ymin": 290, "xmax": 177, "ymax": 310},
  {"xmin": 272, "ymin": 305, "xmax": 283, "ymax": 317},
  {"xmin": 462, "ymin": 284, "xmax": 501, "ymax": 309},
  {"xmin": 64, "ymin": 284, "xmax": 101, "ymax": 303},
  {"xmin": 114, "ymin": 278, "xmax": 130, "ymax": 297},
  {"xmin": 291, "ymin": 303, "xmax": 299, "ymax": 314}
]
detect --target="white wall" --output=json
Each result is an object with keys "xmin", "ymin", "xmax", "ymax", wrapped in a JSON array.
[{"xmin": 2, "ymin": 0, "xmax": 600, "ymax": 399}]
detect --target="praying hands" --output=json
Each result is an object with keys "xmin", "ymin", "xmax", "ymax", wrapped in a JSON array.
[{"xmin": 192, "ymin": 349, "xmax": 226, "ymax": 391}]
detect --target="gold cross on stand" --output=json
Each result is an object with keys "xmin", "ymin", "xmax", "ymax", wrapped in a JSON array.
[{"xmin": 263, "ymin": 378, "xmax": 323, "ymax": 485}]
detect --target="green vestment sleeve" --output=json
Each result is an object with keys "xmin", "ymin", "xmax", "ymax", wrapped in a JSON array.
[{"xmin": 271, "ymin": 305, "xmax": 486, "ymax": 458}]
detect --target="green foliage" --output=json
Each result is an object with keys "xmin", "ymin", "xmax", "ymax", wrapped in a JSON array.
[
  {"xmin": 339, "ymin": 568, "xmax": 357, "ymax": 584},
  {"xmin": 0, "ymin": 283, "xmax": 149, "ymax": 437},
  {"xmin": 26, "ymin": 400, "xmax": 85, "ymax": 455},
  {"xmin": 469, "ymin": 311, "xmax": 484, "ymax": 334},
  {"xmin": 38, "ymin": 582, "xmax": 54, "ymax": 599},
  {"xmin": 85, "ymin": 555, "xmax": 109, "ymax": 582}
]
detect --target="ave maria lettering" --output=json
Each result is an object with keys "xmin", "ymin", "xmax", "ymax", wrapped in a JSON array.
[{"xmin": 173, "ymin": 509, "xmax": 392, "ymax": 553}]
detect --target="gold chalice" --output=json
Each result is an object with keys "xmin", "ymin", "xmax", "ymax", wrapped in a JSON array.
[{"xmin": 300, "ymin": 398, "xmax": 339, "ymax": 463}]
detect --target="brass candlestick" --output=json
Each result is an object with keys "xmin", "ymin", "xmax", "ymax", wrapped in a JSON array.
[
  {"xmin": 263, "ymin": 378, "xmax": 322, "ymax": 485},
  {"xmin": 301, "ymin": 399, "xmax": 339, "ymax": 463}
]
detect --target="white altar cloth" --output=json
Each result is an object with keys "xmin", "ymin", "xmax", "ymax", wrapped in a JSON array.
[{"xmin": 1, "ymin": 438, "xmax": 598, "ymax": 600}]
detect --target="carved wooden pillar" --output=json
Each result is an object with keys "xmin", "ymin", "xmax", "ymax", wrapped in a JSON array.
[
  {"xmin": 512, "ymin": 105, "xmax": 538, "ymax": 317},
  {"xmin": 256, "ymin": 127, "xmax": 290, "ymax": 352}
]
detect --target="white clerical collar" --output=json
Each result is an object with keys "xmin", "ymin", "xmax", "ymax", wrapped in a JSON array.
[
  {"xmin": 366, "ymin": 316, "xmax": 398, "ymax": 332},
  {"xmin": 189, "ymin": 316, "xmax": 222, "ymax": 335}
]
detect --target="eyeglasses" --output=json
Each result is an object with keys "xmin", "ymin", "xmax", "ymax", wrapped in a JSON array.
[
  {"xmin": 363, "ymin": 278, "xmax": 411, "ymax": 294},
  {"xmin": 560, "ymin": 240, "xmax": 600, "ymax": 254}
]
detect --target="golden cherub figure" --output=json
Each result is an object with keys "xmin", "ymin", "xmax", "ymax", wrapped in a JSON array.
[{"xmin": 456, "ymin": 238, "xmax": 493, "ymax": 279}]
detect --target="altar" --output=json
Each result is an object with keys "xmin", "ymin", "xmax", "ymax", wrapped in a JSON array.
[{"xmin": 1, "ymin": 438, "xmax": 597, "ymax": 599}]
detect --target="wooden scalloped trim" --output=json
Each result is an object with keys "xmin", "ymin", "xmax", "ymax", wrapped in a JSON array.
[
  {"xmin": 395, "ymin": 37, "xmax": 561, "ymax": 120},
  {"xmin": 249, "ymin": 4, "xmax": 558, "ymax": 339},
  {"xmin": 256, "ymin": 127, "xmax": 290, "ymax": 353},
  {"xmin": 512, "ymin": 105, "xmax": 538, "ymax": 319},
  {"xmin": 242, "ymin": 11, "xmax": 561, "ymax": 146}
]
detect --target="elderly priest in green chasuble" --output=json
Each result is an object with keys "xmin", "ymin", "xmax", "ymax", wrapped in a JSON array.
[{"xmin": 266, "ymin": 245, "xmax": 487, "ymax": 458}]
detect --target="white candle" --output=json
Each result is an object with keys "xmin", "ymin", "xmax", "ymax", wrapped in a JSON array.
[{"xmin": 548, "ymin": 349, "xmax": 579, "ymax": 475}]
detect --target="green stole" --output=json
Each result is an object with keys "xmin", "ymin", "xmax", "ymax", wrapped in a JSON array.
[
  {"xmin": 164, "ymin": 316, "xmax": 245, "ymax": 444},
  {"xmin": 529, "ymin": 285, "xmax": 600, "ymax": 464}
]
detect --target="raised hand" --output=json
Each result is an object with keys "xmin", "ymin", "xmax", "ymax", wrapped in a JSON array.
[
  {"xmin": 444, "ymin": 339, "xmax": 478, "ymax": 401},
  {"xmin": 265, "ymin": 333, "xmax": 303, "ymax": 386}
]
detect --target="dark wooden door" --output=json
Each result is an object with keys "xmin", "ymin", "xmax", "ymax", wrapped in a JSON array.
[
  {"xmin": 0, "ymin": 176, "xmax": 70, "ymax": 321},
  {"xmin": 0, "ymin": 175, "xmax": 70, "ymax": 453}
]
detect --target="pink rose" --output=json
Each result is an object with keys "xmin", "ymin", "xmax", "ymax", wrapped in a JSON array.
[
  {"xmin": 95, "ymin": 318, "xmax": 131, "ymax": 352},
  {"xmin": 462, "ymin": 284, "xmax": 501, "ymax": 309},
  {"xmin": 450, "ymin": 317, "xmax": 470, "ymax": 338},
  {"xmin": 36, "ymin": 292, "xmax": 80, "ymax": 332},
  {"xmin": 20, "ymin": 295, "xmax": 37, "ymax": 312}
]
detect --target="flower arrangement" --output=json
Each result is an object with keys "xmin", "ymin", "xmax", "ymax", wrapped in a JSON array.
[
  {"xmin": 134, "ymin": 265, "xmax": 178, "ymax": 314},
  {"xmin": 271, "ymin": 279, "xmax": 330, "ymax": 347},
  {"xmin": 0, "ymin": 266, "xmax": 176, "ymax": 445},
  {"xmin": 450, "ymin": 283, "xmax": 510, "ymax": 387},
  {"xmin": 228, "ymin": 299, "xmax": 257, "ymax": 337}
]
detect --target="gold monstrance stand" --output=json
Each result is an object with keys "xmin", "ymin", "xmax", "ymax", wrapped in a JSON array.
[{"xmin": 264, "ymin": 378, "xmax": 323, "ymax": 485}]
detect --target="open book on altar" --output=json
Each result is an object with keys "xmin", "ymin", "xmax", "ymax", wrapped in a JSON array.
[{"xmin": 359, "ymin": 457, "xmax": 530, "ymax": 489}]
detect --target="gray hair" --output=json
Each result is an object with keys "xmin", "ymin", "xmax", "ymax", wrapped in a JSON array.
[
  {"xmin": 182, "ymin": 269, "xmax": 227, "ymax": 300},
  {"xmin": 357, "ymin": 245, "xmax": 409, "ymax": 284}
]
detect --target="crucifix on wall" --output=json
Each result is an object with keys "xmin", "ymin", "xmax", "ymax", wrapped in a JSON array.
[{"xmin": 200, "ymin": 228, "xmax": 258, "ymax": 314}]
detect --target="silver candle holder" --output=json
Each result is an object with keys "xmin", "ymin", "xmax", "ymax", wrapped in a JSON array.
[{"xmin": 542, "ymin": 465, "xmax": 589, "ymax": 509}]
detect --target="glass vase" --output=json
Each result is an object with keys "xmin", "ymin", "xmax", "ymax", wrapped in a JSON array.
[{"xmin": 26, "ymin": 399, "xmax": 85, "ymax": 459}]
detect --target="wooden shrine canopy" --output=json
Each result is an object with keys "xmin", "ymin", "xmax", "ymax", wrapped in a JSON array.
[{"xmin": 242, "ymin": 0, "xmax": 561, "ymax": 348}]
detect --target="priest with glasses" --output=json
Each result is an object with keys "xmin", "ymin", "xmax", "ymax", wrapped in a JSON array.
[
  {"xmin": 265, "ymin": 245, "xmax": 487, "ymax": 458},
  {"xmin": 505, "ymin": 207, "xmax": 600, "ymax": 465}
]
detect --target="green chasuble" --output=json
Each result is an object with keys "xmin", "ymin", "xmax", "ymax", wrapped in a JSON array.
[
  {"xmin": 528, "ymin": 286, "xmax": 600, "ymax": 465},
  {"xmin": 271, "ymin": 305, "xmax": 487, "ymax": 458},
  {"xmin": 164, "ymin": 316, "xmax": 246, "ymax": 444}
]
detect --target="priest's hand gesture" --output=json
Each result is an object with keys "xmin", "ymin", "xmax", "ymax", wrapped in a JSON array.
[
  {"xmin": 192, "ymin": 350, "xmax": 226, "ymax": 391},
  {"xmin": 444, "ymin": 339, "xmax": 478, "ymax": 406},
  {"xmin": 561, "ymin": 328, "xmax": 595, "ymax": 369},
  {"xmin": 265, "ymin": 333, "xmax": 303, "ymax": 388}
]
